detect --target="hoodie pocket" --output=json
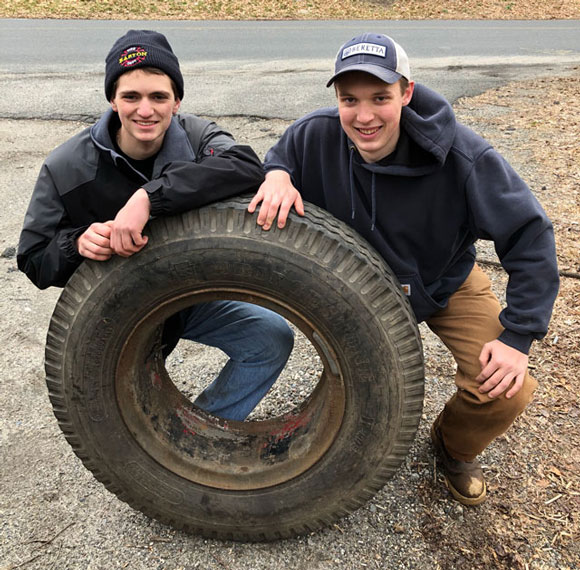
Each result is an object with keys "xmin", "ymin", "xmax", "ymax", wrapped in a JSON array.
[{"xmin": 396, "ymin": 273, "xmax": 446, "ymax": 323}]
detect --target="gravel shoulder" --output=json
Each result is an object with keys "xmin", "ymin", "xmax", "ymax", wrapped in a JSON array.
[{"xmin": 1, "ymin": 69, "xmax": 579, "ymax": 570}]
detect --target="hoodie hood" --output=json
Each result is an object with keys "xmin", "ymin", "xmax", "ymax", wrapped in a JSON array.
[
  {"xmin": 347, "ymin": 83, "xmax": 457, "ymax": 228},
  {"xmin": 401, "ymin": 82, "xmax": 457, "ymax": 166},
  {"xmin": 353, "ymin": 82, "xmax": 457, "ymax": 182}
]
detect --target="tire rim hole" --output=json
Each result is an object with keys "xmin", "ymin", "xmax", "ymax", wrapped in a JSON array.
[{"xmin": 116, "ymin": 295, "xmax": 345, "ymax": 490}]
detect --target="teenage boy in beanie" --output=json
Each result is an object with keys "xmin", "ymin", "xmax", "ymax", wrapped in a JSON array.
[
  {"xmin": 249, "ymin": 33, "xmax": 559, "ymax": 505},
  {"xmin": 18, "ymin": 29, "xmax": 294, "ymax": 421}
]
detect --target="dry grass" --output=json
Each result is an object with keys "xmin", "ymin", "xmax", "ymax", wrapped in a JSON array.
[{"xmin": 1, "ymin": 0, "xmax": 579, "ymax": 20}]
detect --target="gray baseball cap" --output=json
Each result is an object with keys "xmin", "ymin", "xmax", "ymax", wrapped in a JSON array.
[{"xmin": 326, "ymin": 33, "xmax": 411, "ymax": 87}]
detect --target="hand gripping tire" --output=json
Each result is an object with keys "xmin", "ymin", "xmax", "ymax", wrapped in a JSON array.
[{"xmin": 45, "ymin": 196, "xmax": 424, "ymax": 541}]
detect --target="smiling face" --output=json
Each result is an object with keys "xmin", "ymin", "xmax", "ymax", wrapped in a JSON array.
[
  {"xmin": 110, "ymin": 68, "xmax": 181, "ymax": 160},
  {"xmin": 335, "ymin": 71, "xmax": 414, "ymax": 163}
]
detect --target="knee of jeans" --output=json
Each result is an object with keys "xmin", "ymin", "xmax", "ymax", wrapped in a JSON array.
[
  {"xmin": 270, "ymin": 317, "xmax": 294, "ymax": 358},
  {"xmin": 247, "ymin": 313, "xmax": 294, "ymax": 360}
]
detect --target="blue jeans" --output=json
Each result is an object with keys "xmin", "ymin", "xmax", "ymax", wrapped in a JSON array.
[{"xmin": 176, "ymin": 301, "xmax": 294, "ymax": 421}]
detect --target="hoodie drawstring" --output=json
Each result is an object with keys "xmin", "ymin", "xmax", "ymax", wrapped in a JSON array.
[
  {"xmin": 349, "ymin": 146, "xmax": 356, "ymax": 221},
  {"xmin": 370, "ymin": 171, "xmax": 376, "ymax": 231},
  {"xmin": 349, "ymin": 145, "xmax": 377, "ymax": 232}
]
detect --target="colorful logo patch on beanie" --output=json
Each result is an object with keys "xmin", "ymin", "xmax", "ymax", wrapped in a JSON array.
[{"xmin": 118, "ymin": 46, "xmax": 148, "ymax": 68}]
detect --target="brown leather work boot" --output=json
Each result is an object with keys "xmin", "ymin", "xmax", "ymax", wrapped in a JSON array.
[{"xmin": 430, "ymin": 423, "xmax": 487, "ymax": 506}]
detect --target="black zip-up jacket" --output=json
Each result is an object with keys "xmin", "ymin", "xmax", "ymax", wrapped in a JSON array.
[
  {"xmin": 264, "ymin": 84, "xmax": 559, "ymax": 354},
  {"xmin": 18, "ymin": 109, "xmax": 264, "ymax": 289}
]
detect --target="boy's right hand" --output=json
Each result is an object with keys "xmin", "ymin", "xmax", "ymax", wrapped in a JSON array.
[
  {"xmin": 248, "ymin": 170, "xmax": 304, "ymax": 230},
  {"xmin": 77, "ymin": 221, "xmax": 114, "ymax": 261}
]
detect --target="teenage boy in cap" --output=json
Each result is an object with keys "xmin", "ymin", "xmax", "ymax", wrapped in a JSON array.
[
  {"xmin": 18, "ymin": 29, "xmax": 294, "ymax": 421},
  {"xmin": 249, "ymin": 33, "xmax": 559, "ymax": 505}
]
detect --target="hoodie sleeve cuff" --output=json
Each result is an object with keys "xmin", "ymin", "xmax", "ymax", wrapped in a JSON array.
[
  {"xmin": 497, "ymin": 329, "xmax": 534, "ymax": 355},
  {"xmin": 264, "ymin": 165, "xmax": 294, "ymax": 178}
]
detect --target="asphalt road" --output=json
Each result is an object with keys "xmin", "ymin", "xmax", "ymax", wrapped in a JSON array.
[
  {"xmin": 3, "ymin": 20, "xmax": 580, "ymax": 68},
  {"xmin": 1, "ymin": 19, "xmax": 579, "ymax": 120}
]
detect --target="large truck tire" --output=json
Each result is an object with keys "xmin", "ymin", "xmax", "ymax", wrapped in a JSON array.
[{"xmin": 45, "ymin": 196, "xmax": 424, "ymax": 541}]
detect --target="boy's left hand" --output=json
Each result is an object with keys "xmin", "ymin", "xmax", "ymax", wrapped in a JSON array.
[
  {"xmin": 248, "ymin": 170, "xmax": 304, "ymax": 230},
  {"xmin": 476, "ymin": 340, "xmax": 528, "ymax": 399},
  {"xmin": 110, "ymin": 188, "xmax": 150, "ymax": 257}
]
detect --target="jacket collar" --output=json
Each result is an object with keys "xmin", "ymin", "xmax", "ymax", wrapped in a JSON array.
[{"xmin": 89, "ymin": 108, "xmax": 196, "ymax": 179}]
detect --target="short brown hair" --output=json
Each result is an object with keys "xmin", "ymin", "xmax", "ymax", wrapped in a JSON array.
[{"xmin": 398, "ymin": 77, "xmax": 409, "ymax": 95}]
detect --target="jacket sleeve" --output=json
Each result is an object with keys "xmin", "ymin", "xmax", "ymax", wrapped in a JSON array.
[
  {"xmin": 17, "ymin": 162, "xmax": 87, "ymax": 289},
  {"xmin": 143, "ymin": 120, "xmax": 265, "ymax": 216},
  {"xmin": 466, "ymin": 148, "xmax": 559, "ymax": 353}
]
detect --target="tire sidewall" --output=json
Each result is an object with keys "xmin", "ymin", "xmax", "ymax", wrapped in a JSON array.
[{"xmin": 49, "ymin": 198, "xmax": 423, "ymax": 538}]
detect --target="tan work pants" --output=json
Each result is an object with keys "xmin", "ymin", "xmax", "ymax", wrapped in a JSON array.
[{"xmin": 425, "ymin": 264, "xmax": 538, "ymax": 462}]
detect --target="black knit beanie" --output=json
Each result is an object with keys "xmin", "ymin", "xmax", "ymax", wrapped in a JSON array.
[{"xmin": 104, "ymin": 30, "xmax": 184, "ymax": 101}]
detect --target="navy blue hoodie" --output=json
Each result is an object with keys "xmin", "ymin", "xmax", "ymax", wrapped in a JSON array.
[{"xmin": 264, "ymin": 83, "xmax": 559, "ymax": 354}]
